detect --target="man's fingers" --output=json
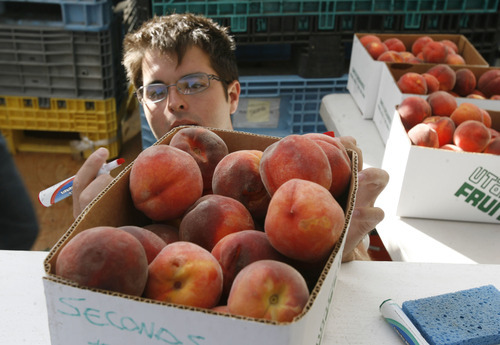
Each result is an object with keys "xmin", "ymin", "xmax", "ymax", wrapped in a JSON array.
[{"xmin": 355, "ymin": 168, "xmax": 389, "ymax": 208}]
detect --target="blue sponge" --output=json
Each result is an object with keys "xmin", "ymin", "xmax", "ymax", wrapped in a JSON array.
[{"xmin": 402, "ymin": 285, "xmax": 500, "ymax": 345}]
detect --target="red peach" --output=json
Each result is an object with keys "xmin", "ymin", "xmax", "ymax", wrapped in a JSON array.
[
  {"xmin": 440, "ymin": 144, "xmax": 463, "ymax": 151},
  {"xmin": 422, "ymin": 73, "xmax": 440, "ymax": 94},
  {"xmin": 397, "ymin": 96, "xmax": 432, "ymax": 131},
  {"xmin": 453, "ymin": 120, "xmax": 491, "ymax": 152},
  {"xmin": 483, "ymin": 137, "xmax": 500, "ymax": 155},
  {"xmin": 423, "ymin": 116, "xmax": 456, "ymax": 146},
  {"xmin": 427, "ymin": 90, "xmax": 458, "ymax": 117},
  {"xmin": 441, "ymin": 39, "xmax": 458, "ymax": 54},
  {"xmin": 453, "ymin": 68, "xmax": 477, "ymax": 97},
  {"xmin": 408, "ymin": 123, "xmax": 440, "ymax": 148},
  {"xmin": 119, "ymin": 225, "xmax": 167, "ymax": 264},
  {"xmin": 397, "ymin": 72, "xmax": 428, "ymax": 95},
  {"xmin": 426, "ymin": 64, "xmax": 456, "ymax": 92},
  {"xmin": 422, "ymin": 41, "xmax": 448, "ymax": 63},
  {"xmin": 365, "ymin": 41, "xmax": 388, "ymax": 60},
  {"xmin": 383, "ymin": 38, "xmax": 406, "ymax": 52},
  {"xmin": 450, "ymin": 103, "xmax": 484, "ymax": 126},
  {"xmin": 360, "ymin": 34, "xmax": 381, "ymax": 47},
  {"xmin": 377, "ymin": 51, "xmax": 404, "ymax": 62},
  {"xmin": 445, "ymin": 53, "xmax": 465, "ymax": 65},
  {"xmin": 411, "ymin": 36, "xmax": 434, "ymax": 55},
  {"xmin": 477, "ymin": 69, "xmax": 500, "ymax": 98},
  {"xmin": 143, "ymin": 223, "xmax": 180, "ymax": 245}
]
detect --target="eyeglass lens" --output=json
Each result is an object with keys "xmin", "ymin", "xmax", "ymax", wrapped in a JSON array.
[{"xmin": 140, "ymin": 74, "xmax": 212, "ymax": 103}]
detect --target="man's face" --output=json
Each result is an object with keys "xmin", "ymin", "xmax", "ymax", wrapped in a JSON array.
[{"xmin": 140, "ymin": 46, "xmax": 240, "ymax": 139}]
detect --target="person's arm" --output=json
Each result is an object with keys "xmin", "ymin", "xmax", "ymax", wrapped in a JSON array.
[{"xmin": 72, "ymin": 147, "xmax": 114, "ymax": 218}]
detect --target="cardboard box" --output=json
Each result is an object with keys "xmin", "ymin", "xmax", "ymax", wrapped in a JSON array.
[
  {"xmin": 373, "ymin": 63, "xmax": 500, "ymax": 144},
  {"xmin": 43, "ymin": 127, "xmax": 358, "ymax": 345},
  {"xmin": 382, "ymin": 110, "xmax": 500, "ymax": 224},
  {"xmin": 347, "ymin": 33, "xmax": 488, "ymax": 119}
]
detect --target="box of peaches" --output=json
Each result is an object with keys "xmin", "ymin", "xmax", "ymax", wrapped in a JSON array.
[
  {"xmin": 42, "ymin": 127, "xmax": 358, "ymax": 345},
  {"xmin": 381, "ymin": 94, "xmax": 500, "ymax": 224},
  {"xmin": 347, "ymin": 33, "xmax": 488, "ymax": 119}
]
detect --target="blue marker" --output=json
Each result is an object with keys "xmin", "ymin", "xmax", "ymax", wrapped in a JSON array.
[
  {"xmin": 380, "ymin": 299, "xmax": 430, "ymax": 345},
  {"xmin": 38, "ymin": 158, "xmax": 125, "ymax": 207}
]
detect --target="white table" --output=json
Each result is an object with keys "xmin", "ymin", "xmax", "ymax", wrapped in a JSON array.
[
  {"xmin": 320, "ymin": 93, "xmax": 500, "ymax": 264},
  {"xmin": 1, "ymin": 250, "xmax": 500, "ymax": 344}
]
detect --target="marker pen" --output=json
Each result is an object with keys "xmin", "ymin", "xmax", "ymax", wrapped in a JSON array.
[
  {"xmin": 38, "ymin": 158, "xmax": 125, "ymax": 207},
  {"xmin": 379, "ymin": 299, "xmax": 429, "ymax": 345}
]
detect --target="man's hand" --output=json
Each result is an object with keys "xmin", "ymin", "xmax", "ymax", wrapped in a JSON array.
[{"xmin": 72, "ymin": 148, "xmax": 114, "ymax": 218}]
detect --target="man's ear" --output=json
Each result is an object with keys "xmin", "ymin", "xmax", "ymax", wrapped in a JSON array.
[{"xmin": 227, "ymin": 80, "xmax": 241, "ymax": 115}]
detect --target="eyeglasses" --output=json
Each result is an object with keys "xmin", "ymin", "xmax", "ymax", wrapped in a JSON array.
[{"xmin": 135, "ymin": 73, "xmax": 225, "ymax": 104}]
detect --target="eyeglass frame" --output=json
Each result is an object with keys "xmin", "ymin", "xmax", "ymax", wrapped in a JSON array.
[{"xmin": 135, "ymin": 72, "xmax": 228, "ymax": 105}]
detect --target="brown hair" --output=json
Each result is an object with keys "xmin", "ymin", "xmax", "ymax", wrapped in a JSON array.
[{"xmin": 122, "ymin": 14, "xmax": 238, "ymax": 94}]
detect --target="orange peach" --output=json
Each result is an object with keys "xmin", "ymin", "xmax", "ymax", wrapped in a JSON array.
[
  {"xmin": 423, "ymin": 116, "xmax": 456, "ymax": 146},
  {"xmin": 365, "ymin": 41, "xmax": 388, "ymax": 60},
  {"xmin": 360, "ymin": 34, "xmax": 381, "ymax": 47},
  {"xmin": 302, "ymin": 133, "xmax": 352, "ymax": 200},
  {"xmin": 422, "ymin": 41, "xmax": 448, "ymax": 63},
  {"xmin": 169, "ymin": 127, "xmax": 229, "ymax": 193},
  {"xmin": 483, "ymin": 137, "xmax": 500, "ymax": 155},
  {"xmin": 427, "ymin": 90, "xmax": 457, "ymax": 117},
  {"xmin": 259, "ymin": 134, "xmax": 332, "ymax": 196},
  {"xmin": 400, "ymin": 51, "xmax": 417, "ymax": 62},
  {"xmin": 412, "ymin": 36, "xmax": 434, "ymax": 55},
  {"xmin": 453, "ymin": 120, "xmax": 491, "ymax": 152},
  {"xmin": 119, "ymin": 225, "xmax": 167, "ymax": 264},
  {"xmin": 477, "ymin": 69, "xmax": 500, "ymax": 98},
  {"xmin": 144, "ymin": 241, "xmax": 223, "ymax": 309},
  {"xmin": 377, "ymin": 51, "xmax": 404, "ymax": 62},
  {"xmin": 453, "ymin": 68, "xmax": 477, "ymax": 97},
  {"xmin": 481, "ymin": 109, "xmax": 492, "ymax": 128},
  {"xmin": 445, "ymin": 53, "xmax": 465, "ymax": 65},
  {"xmin": 397, "ymin": 96, "xmax": 432, "ymax": 131},
  {"xmin": 450, "ymin": 102, "xmax": 484, "ymax": 127},
  {"xmin": 397, "ymin": 72, "xmax": 428, "ymax": 95},
  {"xmin": 143, "ymin": 223, "xmax": 180, "ymax": 245},
  {"xmin": 227, "ymin": 260, "xmax": 309, "ymax": 322},
  {"xmin": 426, "ymin": 64, "xmax": 456, "ymax": 92},
  {"xmin": 383, "ymin": 38, "xmax": 406, "ymax": 52},
  {"xmin": 265, "ymin": 178, "xmax": 345, "ymax": 263},
  {"xmin": 130, "ymin": 145, "xmax": 203, "ymax": 221},
  {"xmin": 422, "ymin": 73, "xmax": 440, "ymax": 94},
  {"xmin": 179, "ymin": 194, "xmax": 255, "ymax": 251},
  {"xmin": 55, "ymin": 226, "xmax": 148, "ymax": 296},
  {"xmin": 212, "ymin": 150, "xmax": 270, "ymax": 223},
  {"xmin": 408, "ymin": 123, "xmax": 439, "ymax": 148},
  {"xmin": 211, "ymin": 230, "xmax": 286, "ymax": 298}
]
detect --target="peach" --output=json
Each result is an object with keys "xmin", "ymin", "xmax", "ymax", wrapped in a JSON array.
[
  {"xmin": 408, "ymin": 123, "xmax": 439, "ymax": 148},
  {"xmin": 211, "ymin": 230, "xmax": 286, "ymax": 298},
  {"xmin": 481, "ymin": 109, "xmax": 492, "ymax": 128},
  {"xmin": 477, "ymin": 70, "xmax": 500, "ymax": 98},
  {"xmin": 440, "ymin": 144, "xmax": 463, "ymax": 151},
  {"xmin": 426, "ymin": 64, "xmax": 456, "ymax": 92},
  {"xmin": 450, "ymin": 102, "xmax": 484, "ymax": 126},
  {"xmin": 467, "ymin": 93, "xmax": 486, "ymax": 100},
  {"xmin": 423, "ymin": 116, "xmax": 456, "ymax": 146},
  {"xmin": 427, "ymin": 90, "xmax": 457, "ymax": 116},
  {"xmin": 483, "ymin": 137, "xmax": 500, "ymax": 155},
  {"xmin": 377, "ymin": 50, "xmax": 404, "ymax": 62},
  {"xmin": 453, "ymin": 68, "xmax": 477, "ymax": 97},
  {"xmin": 488, "ymin": 128, "xmax": 500, "ymax": 140},
  {"xmin": 365, "ymin": 41, "xmax": 388, "ymax": 60},
  {"xmin": 119, "ymin": 225, "xmax": 167, "ymax": 264},
  {"xmin": 490, "ymin": 95, "xmax": 500, "ymax": 100},
  {"xmin": 441, "ymin": 39, "xmax": 458, "ymax": 54},
  {"xmin": 143, "ymin": 223, "xmax": 180, "ymax": 245},
  {"xmin": 397, "ymin": 72, "xmax": 427, "ymax": 95},
  {"xmin": 400, "ymin": 51, "xmax": 417, "ymax": 62},
  {"xmin": 360, "ymin": 34, "xmax": 381, "ymax": 47},
  {"xmin": 453, "ymin": 120, "xmax": 491, "ymax": 152},
  {"xmin": 422, "ymin": 73, "xmax": 440, "ymax": 94},
  {"xmin": 445, "ymin": 53, "xmax": 465, "ymax": 65},
  {"xmin": 227, "ymin": 260, "xmax": 309, "ymax": 322},
  {"xmin": 397, "ymin": 96, "xmax": 432, "ymax": 131},
  {"xmin": 259, "ymin": 134, "xmax": 332, "ymax": 196},
  {"xmin": 179, "ymin": 194, "xmax": 255, "ymax": 251},
  {"xmin": 169, "ymin": 127, "xmax": 229, "ymax": 193},
  {"xmin": 265, "ymin": 178, "xmax": 345, "ymax": 263},
  {"xmin": 130, "ymin": 145, "xmax": 203, "ymax": 221},
  {"xmin": 422, "ymin": 41, "xmax": 448, "ymax": 63},
  {"xmin": 212, "ymin": 305, "xmax": 229, "ymax": 313},
  {"xmin": 411, "ymin": 36, "xmax": 434, "ymax": 55},
  {"xmin": 55, "ymin": 226, "xmax": 148, "ymax": 296},
  {"xmin": 383, "ymin": 38, "xmax": 406, "ymax": 52},
  {"xmin": 144, "ymin": 241, "xmax": 223, "ymax": 309},
  {"xmin": 302, "ymin": 133, "xmax": 352, "ymax": 200},
  {"xmin": 212, "ymin": 150, "xmax": 270, "ymax": 223}
]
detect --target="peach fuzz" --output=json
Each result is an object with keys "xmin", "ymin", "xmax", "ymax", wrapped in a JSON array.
[
  {"xmin": 129, "ymin": 144, "xmax": 203, "ymax": 221},
  {"xmin": 265, "ymin": 178, "xmax": 345, "ymax": 263},
  {"xmin": 422, "ymin": 41, "xmax": 448, "ymax": 63},
  {"xmin": 259, "ymin": 134, "xmax": 332, "ymax": 196},
  {"xmin": 484, "ymin": 137, "xmax": 500, "ymax": 155},
  {"xmin": 143, "ymin": 223, "xmax": 180, "ymax": 245},
  {"xmin": 422, "ymin": 73, "xmax": 440, "ymax": 94},
  {"xmin": 427, "ymin": 90, "xmax": 457, "ymax": 117},
  {"xmin": 397, "ymin": 72, "xmax": 427, "ymax": 95},
  {"xmin": 453, "ymin": 120, "xmax": 491, "ymax": 152},
  {"xmin": 364, "ymin": 41, "xmax": 388, "ymax": 60},
  {"xmin": 397, "ymin": 96, "xmax": 432, "ymax": 131},
  {"xmin": 144, "ymin": 241, "xmax": 223, "ymax": 309},
  {"xmin": 227, "ymin": 260, "xmax": 309, "ymax": 322},
  {"xmin": 55, "ymin": 226, "xmax": 148, "ymax": 296},
  {"xmin": 179, "ymin": 194, "xmax": 255, "ymax": 251},
  {"xmin": 411, "ymin": 36, "xmax": 434, "ymax": 55},
  {"xmin": 211, "ymin": 230, "xmax": 286, "ymax": 298},
  {"xmin": 408, "ymin": 123, "xmax": 439, "ymax": 148},
  {"xmin": 453, "ymin": 68, "xmax": 477, "ymax": 97},
  {"xmin": 119, "ymin": 225, "xmax": 167, "ymax": 264},
  {"xmin": 423, "ymin": 116, "xmax": 456, "ymax": 146},
  {"xmin": 212, "ymin": 150, "xmax": 270, "ymax": 223},
  {"xmin": 169, "ymin": 126, "xmax": 229, "ymax": 193},
  {"xmin": 477, "ymin": 69, "xmax": 500, "ymax": 98},
  {"xmin": 383, "ymin": 38, "xmax": 406, "ymax": 52},
  {"xmin": 302, "ymin": 133, "xmax": 351, "ymax": 200},
  {"xmin": 450, "ymin": 103, "xmax": 484, "ymax": 127},
  {"xmin": 426, "ymin": 64, "xmax": 456, "ymax": 92}
]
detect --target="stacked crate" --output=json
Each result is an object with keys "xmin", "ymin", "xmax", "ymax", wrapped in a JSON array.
[{"xmin": 0, "ymin": 0, "xmax": 141, "ymax": 158}]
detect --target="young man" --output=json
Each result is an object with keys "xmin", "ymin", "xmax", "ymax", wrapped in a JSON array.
[{"xmin": 72, "ymin": 14, "xmax": 389, "ymax": 261}]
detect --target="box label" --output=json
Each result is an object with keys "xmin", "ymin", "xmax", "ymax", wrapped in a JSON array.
[
  {"xmin": 455, "ymin": 167, "xmax": 500, "ymax": 222},
  {"xmin": 349, "ymin": 68, "xmax": 365, "ymax": 100}
]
